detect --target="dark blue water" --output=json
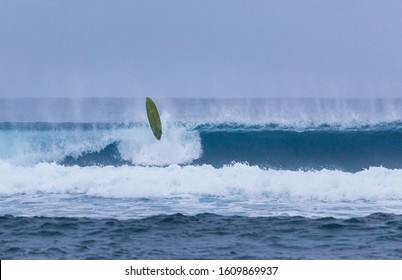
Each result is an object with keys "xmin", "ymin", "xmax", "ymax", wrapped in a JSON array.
[{"xmin": 1, "ymin": 213, "xmax": 401, "ymax": 260}]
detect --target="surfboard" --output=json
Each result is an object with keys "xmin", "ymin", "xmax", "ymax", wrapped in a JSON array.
[{"xmin": 145, "ymin": 97, "xmax": 162, "ymax": 140}]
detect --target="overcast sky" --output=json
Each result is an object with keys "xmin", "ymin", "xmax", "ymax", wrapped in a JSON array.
[{"xmin": 1, "ymin": 0, "xmax": 402, "ymax": 98}]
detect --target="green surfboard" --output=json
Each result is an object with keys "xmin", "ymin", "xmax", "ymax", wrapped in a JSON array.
[{"xmin": 146, "ymin": 97, "xmax": 162, "ymax": 140}]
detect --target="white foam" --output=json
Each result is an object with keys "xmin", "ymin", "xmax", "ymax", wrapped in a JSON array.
[
  {"xmin": 0, "ymin": 125, "xmax": 201, "ymax": 166},
  {"xmin": 1, "ymin": 162, "xmax": 401, "ymax": 218},
  {"xmin": 0, "ymin": 129, "xmax": 114, "ymax": 164},
  {"xmin": 117, "ymin": 124, "xmax": 201, "ymax": 165},
  {"xmin": 0, "ymin": 162, "xmax": 401, "ymax": 202}
]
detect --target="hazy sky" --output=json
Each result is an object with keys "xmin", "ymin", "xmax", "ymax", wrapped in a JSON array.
[{"xmin": 1, "ymin": 0, "xmax": 402, "ymax": 98}]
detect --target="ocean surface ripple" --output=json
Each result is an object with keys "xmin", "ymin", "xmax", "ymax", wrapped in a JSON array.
[{"xmin": 1, "ymin": 213, "xmax": 401, "ymax": 260}]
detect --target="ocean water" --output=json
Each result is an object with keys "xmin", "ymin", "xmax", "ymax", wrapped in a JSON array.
[{"xmin": 0, "ymin": 98, "xmax": 402, "ymax": 259}]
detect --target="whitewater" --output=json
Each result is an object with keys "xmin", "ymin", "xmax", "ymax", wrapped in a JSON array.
[{"xmin": 1, "ymin": 98, "xmax": 402, "ymax": 259}]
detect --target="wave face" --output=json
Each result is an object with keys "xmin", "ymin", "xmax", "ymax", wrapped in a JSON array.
[
  {"xmin": 195, "ymin": 124, "xmax": 402, "ymax": 171},
  {"xmin": 1, "ymin": 122, "xmax": 402, "ymax": 171},
  {"xmin": 1, "ymin": 98, "xmax": 402, "ymax": 220}
]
